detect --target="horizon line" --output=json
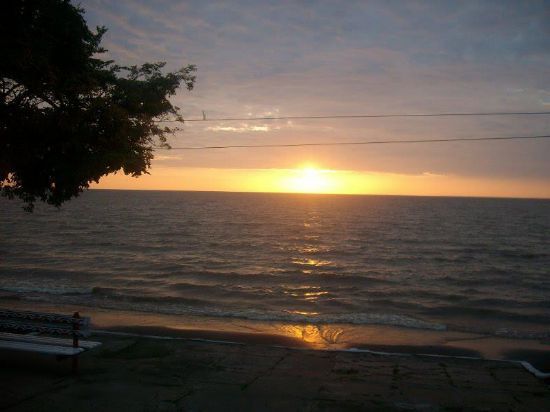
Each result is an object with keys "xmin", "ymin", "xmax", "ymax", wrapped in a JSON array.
[{"xmin": 89, "ymin": 188, "xmax": 550, "ymax": 201}]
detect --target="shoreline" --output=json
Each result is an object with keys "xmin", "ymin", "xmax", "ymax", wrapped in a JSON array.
[{"xmin": 3, "ymin": 298, "xmax": 550, "ymax": 374}]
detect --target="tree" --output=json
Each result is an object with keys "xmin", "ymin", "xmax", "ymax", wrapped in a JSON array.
[{"xmin": 0, "ymin": 0, "xmax": 196, "ymax": 210}]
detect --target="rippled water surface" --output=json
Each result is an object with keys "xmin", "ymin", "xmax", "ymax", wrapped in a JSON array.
[{"xmin": 1, "ymin": 190, "xmax": 549, "ymax": 337}]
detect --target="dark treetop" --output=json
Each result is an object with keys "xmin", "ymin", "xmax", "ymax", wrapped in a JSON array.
[{"xmin": 0, "ymin": 0, "xmax": 196, "ymax": 210}]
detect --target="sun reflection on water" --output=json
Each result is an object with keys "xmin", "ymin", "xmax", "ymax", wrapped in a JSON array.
[
  {"xmin": 300, "ymin": 246, "xmax": 321, "ymax": 253},
  {"xmin": 285, "ymin": 310, "xmax": 321, "ymax": 316},
  {"xmin": 280, "ymin": 324, "xmax": 344, "ymax": 346},
  {"xmin": 291, "ymin": 258, "xmax": 332, "ymax": 267},
  {"xmin": 283, "ymin": 287, "xmax": 329, "ymax": 302}
]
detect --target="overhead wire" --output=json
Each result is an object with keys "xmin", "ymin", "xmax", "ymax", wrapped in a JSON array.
[
  {"xmin": 156, "ymin": 111, "xmax": 550, "ymax": 123},
  {"xmin": 164, "ymin": 134, "xmax": 550, "ymax": 150}
]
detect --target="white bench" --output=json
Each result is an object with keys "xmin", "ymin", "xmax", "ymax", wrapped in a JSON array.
[{"xmin": 0, "ymin": 309, "xmax": 101, "ymax": 372}]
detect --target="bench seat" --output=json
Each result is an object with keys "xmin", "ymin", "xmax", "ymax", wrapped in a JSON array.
[
  {"xmin": 0, "ymin": 340, "xmax": 84, "ymax": 356},
  {"xmin": 0, "ymin": 332, "xmax": 101, "ymax": 350}
]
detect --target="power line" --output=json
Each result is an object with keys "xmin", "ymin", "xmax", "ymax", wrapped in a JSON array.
[
  {"xmin": 158, "ymin": 111, "xmax": 550, "ymax": 123},
  {"xmin": 164, "ymin": 134, "xmax": 550, "ymax": 150}
]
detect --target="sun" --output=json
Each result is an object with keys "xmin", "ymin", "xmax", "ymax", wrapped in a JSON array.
[{"xmin": 286, "ymin": 165, "xmax": 331, "ymax": 193}]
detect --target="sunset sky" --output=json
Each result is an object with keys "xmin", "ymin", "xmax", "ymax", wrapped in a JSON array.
[{"xmin": 83, "ymin": 0, "xmax": 550, "ymax": 198}]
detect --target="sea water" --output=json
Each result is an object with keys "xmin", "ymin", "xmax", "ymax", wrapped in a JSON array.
[{"xmin": 1, "ymin": 190, "xmax": 549, "ymax": 340}]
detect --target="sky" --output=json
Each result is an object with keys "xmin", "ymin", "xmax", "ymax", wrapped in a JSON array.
[{"xmin": 83, "ymin": 0, "xmax": 550, "ymax": 198}]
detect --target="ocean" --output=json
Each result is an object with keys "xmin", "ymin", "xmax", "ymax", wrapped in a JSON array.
[{"xmin": 1, "ymin": 190, "xmax": 549, "ymax": 343}]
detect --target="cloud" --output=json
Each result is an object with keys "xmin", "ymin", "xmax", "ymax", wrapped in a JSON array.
[
  {"xmin": 80, "ymin": 0, "xmax": 550, "ymax": 181},
  {"xmin": 205, "ymin": 125, "xmax": 270, "ymax": 132},
  {"xmin": 154, "ymin": 155, "xmax": 182, "ymax": 161}
]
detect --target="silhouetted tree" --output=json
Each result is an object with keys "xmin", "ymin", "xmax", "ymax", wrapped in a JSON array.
[{"xmin": 0, "ymin": 0, "xmax": 196, "ymax": 210}]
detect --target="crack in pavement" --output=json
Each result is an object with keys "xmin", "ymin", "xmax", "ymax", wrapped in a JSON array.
[{"xmin": 240, "ymin": 351, "xmax": 289, "ymax": 391}]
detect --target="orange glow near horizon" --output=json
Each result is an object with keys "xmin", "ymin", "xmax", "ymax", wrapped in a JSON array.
[{"xmin": 92, "ymin": 165, "xmax": 550, "ymax": 199}]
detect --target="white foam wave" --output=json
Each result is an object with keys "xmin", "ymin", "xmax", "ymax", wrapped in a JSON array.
[
  {"xmin": 13, "ymin": 291, "xmax": 447, "ymax": 331},
  {"xmin": 229, "ymin": 310, "xmax": 448, "ymax": 330}
]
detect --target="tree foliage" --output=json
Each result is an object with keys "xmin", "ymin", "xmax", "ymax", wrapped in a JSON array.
[{"xmin": 0, "ymin": 0, "xmax": 196, "ymax": 210}]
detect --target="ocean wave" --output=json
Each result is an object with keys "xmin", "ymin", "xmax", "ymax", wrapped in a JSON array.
[
  {"xmin": 0, "ymin": 285, "xmax": 93, "ymax": 295},
  {"xmin": 421, "ymin": 305, "xmax": 550, "ymax": 323},
  {"xmin": 238, "ymin": 310, "xmax": 448, "ymax": 330},
  {"xmin": 9, "ymin": 290, "xmax": 447, "ymax": 331},
  {"xmin": 5, "ymin": 282, "xmax": 550, "ymax": 339}
]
